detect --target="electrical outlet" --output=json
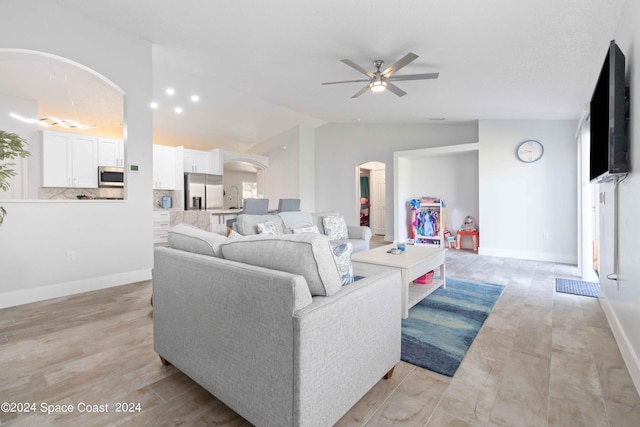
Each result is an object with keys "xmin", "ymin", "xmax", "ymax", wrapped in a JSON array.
[
  {"xmin": 66, "ymin": 250, "xmax": 76, "ymax": 262},
  {"xmin": 543, "ymin": 232, "xmax": 550, "ymax": 241}
]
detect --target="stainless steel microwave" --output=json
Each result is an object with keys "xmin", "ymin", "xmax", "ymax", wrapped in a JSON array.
[{"xmin": 98, "ymin": 166, "xmax": 124, "ymax": 187}]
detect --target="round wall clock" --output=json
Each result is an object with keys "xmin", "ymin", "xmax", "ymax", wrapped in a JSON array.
[{"xmin": 516, "ymin": 140, "xmax": 544, "ymax": 163}]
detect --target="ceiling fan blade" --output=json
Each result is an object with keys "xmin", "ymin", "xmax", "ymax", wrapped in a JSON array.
[
  {"xmin": 385, "ymin": 82, "xmax": 407, "ymax": 97},
  {"xmin": 382, "ymin": 52, "xmax": 418, "ymax": 76},
  {"xmin": 351, "ymin": 84, "xmax": 371, "ymax": 98},
  {"xmin": 340, "ymin": 59, "xmax": 375, "ymax": 78},
  {"xmin": 388, "ymin": 72, "xmax": 439, "ymax": 81},
  {"xmin": 321, "ymin": 78, "xmax": 370, "ymax": 85}
]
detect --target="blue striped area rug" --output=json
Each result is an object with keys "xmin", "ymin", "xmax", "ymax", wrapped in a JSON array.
[
  {"xmin": 555, "ymin": 278, "xmax": 599, "ymax": 298},
  {"xmin": 401, "ymin": 278, "xmax": 504, "ymax": 377}
]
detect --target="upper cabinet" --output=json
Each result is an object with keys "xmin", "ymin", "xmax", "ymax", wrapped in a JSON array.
[
  {"xmin": 153, "ymin": 144, "xmax": 182, "ymax": 190},
  {"xmin": 210, "ymin": 149, "xmax": 223, "ymax": 175},
  {"xmin": 98, "ymin": 138, "xmax": 124, "ymax": 167},
  {"xmin": 42, "ymin": 130, "xmax": 98, "ymax": 188},
  {"xmin": 183, "ymin": 149, "xmax": 210, "ymax": 174},
  {"xmin": 183, "ymin": 148, "xmax": 223, "ymax": 175}
]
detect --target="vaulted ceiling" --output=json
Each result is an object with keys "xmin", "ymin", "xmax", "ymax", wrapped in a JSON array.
[{"xmin": 44, "ymin": 0, "xmax": 627, "ymax": 151}]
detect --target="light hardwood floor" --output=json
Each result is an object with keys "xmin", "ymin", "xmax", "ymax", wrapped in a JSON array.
[{"xmin": 1, "ymin": 250, "xmax": 639, "ymax": 426}]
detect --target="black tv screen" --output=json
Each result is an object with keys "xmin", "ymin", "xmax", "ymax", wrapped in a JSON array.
[{"xmin": 589, "ymin": 40, "xmax": 629, "ymax": 183}]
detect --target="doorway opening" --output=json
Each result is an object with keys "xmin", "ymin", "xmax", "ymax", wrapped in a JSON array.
[
  {"xmin": 222, "ymin": 160, "xmax": 264, "ymax": 210},
  {"xmin": 357, "ymin": 161, "xmax": 386, "ymax": 236}
]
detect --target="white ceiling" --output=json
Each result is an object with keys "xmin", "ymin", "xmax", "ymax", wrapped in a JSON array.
[{"xmin": 42, "ymin": 0, "xmax": 628, "ymax": 150}]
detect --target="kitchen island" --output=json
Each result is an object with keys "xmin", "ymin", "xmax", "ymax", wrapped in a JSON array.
[{"xmin": 169, "ymin": 208, "xmax": 241, "ymax": 235}]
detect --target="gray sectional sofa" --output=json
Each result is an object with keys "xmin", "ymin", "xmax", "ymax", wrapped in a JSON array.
[
  {"xmin": 232, "ymin": 210, "xmax": 372, "ymax": 253},
  {"xmin": 153, "ymin": 225, "xmax": 401, "ymax": 427}
]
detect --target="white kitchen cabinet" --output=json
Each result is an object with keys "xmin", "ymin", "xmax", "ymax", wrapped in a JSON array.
[
  {"xmin": 153, "ymin": 144, "xmax": 179, "ymax": 190},
  {"xmin": 183, "ymin": 149, "xmax": 211, "ymax": 173},
  {"xmin": 98, "ymin": 138, "xmax": 124, "ymax": 167},
  {"xmin": 153, "ymin": 210, "xmax": 171, "ymax": 245},
  {"xmin": 209, "ymin": 149, "xmax": 223, "ymax": 175},
  {"xmin": 183, "ymin": 148, "xmax": 223, "ymax": 175},
  {"xmin": 42, "ymin": 130, "xmax": 98, "ymax": 188}
]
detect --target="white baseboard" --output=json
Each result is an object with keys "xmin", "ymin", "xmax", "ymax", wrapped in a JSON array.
[
  {"xmin": 0, "ymin": 269, "xmax": 152, "ymax": 309},
  {"xmin": 598, "ymin": 293, "xmax": 640, "ymax": 396},
  {"xmin": 478, "ymin": 246, "xmax": 577, "ymax": 265}
]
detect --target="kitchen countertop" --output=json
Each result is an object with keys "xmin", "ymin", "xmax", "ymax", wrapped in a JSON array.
[{"xmin": 207, "ymin": 209, "xmax": 242, "ymax": 214}]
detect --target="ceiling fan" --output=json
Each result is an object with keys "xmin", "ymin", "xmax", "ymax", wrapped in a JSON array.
[{"xmin": 321, "ymin": 52, "xmax": 439, "ymax": 98}]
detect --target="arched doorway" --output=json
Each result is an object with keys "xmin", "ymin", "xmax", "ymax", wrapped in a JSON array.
[
  {"xmin": 357, "ymin": 161, "xmax": 386, "ymax": 236},
  {"xmin": 222, "ymin": 155, "xmax": 268, "ymax": 209}
]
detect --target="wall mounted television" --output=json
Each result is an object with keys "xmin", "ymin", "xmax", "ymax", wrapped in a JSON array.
[{"xmin": 589, "ymin": 40, "xmax": 629, "ymax": 183}]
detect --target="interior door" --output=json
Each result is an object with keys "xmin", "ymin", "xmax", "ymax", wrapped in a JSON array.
[{"xmin": 373, "ymin": 169, "xmax": 386, "ymax": 235}]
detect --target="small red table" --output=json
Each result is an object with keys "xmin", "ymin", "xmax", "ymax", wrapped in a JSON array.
[{"xmin": 456, "ymin": 230, "xmax": 479, "ymax": 251}]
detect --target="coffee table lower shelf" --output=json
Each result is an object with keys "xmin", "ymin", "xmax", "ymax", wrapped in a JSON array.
[
  {"xmin": 352, "ymin": 244, "xmax": 446, "ymax": 319},
  {"xmin": 408, "ymin": 279, "xmax": 444, "ymax": 310}
]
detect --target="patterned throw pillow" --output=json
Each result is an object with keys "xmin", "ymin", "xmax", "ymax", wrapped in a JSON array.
[
  {"xmin": 292, "ymin": 225, "xmax": 320, "ymax": 234},
  {"xmin": 257, "ymin": 221, "xmax": 280, "ymax": 235},
  {"xmin": 322, "ymin": 215, "xmax": 349, "ymax": 240},
  {"xmin": 330, "ymin": 241, "xmax": 354, "ymax": 286}
]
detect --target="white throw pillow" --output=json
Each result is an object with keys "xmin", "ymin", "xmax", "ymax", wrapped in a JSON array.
[
  {"xmin": 292, "ymin": 225, "xmax": 319, "ymax": 234},
  {"xmin": 322, "ymin": 215, "xmax": 349, "ymax": 240}
]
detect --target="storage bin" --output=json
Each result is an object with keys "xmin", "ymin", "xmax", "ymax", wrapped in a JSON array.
[{"xmin": 414, "ymin": 270, "xmax": 434, "ymax": 284}]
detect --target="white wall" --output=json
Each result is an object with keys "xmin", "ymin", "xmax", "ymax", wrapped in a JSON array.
[
  {"xmin": 478, "ymin": 120, "xmax": 578, "ymax": 264},
  {"xmin": 410, "ymin": 152, "xmax": 479, "ymax": 248},
  {"xmin": 597, "ymin": 0, "xmax": 640, "ymax": 392},
  {"xmin": 251, "ymin": 124, "xmax": 317, "ymax": 212},
  {"xmin": 0, "ymin": 0, "xmax": 153, "ymax": 307},
  {"xmin": 252, "ymin": 127, "xmax": 300, "ymax": 211},
  {"xmin": 314, "ymin": 122, "xmax": 479, "ymax": 238}
]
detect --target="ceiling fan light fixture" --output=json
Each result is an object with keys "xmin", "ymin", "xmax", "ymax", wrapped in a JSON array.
[
  {"xmin": 370, "ymin": 79, "xmax": 387, "ymax": 92},
  {"xmin": 10, "ymin": 112, "xmax": 98, "ymax": 129}
]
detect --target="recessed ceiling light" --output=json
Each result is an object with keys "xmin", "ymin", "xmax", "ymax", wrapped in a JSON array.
[
  {"xmin": 174, "ymin": 107, "xmax": 183, "ymax": 114},
  {"xmin": 150, "ymin": 102, "xmax": 159, "ymax": 109},
  {"xmin": 166, "ymin": 88, "xmax": 175, "ymax": 96},
  {"xmin": 427, "ymin": 117, "xmax": 446, "ymax": 121},
  {"xmin": 191, "ymin": 95, "xmax": 200, "ymax": 102}
]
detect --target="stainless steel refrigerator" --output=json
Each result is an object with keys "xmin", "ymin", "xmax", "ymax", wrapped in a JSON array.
[{"xmin": 184, "ymin": 173, "xmax": 224, "ymax": 210}]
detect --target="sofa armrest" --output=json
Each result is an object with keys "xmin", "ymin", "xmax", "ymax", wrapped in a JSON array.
[
  {"xmin": 292, "ymin": 269, "xmax": 401, "ymax": 425},
  {"xmin": 347, "ymin": 224, "xmax": 372, "ymax": 241},
  {"xmin": 153, "ymin": 247, "xmax": 312, "ymax": 426}
]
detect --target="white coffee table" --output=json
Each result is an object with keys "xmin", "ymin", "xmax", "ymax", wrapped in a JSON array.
[{"xmin": 352, "ymin": 244, "xmax": 446, "ymax": 319}]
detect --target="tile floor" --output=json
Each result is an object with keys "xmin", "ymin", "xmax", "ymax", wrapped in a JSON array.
[{"xmin": 0, "ymin": 249, "xmax": 639, "ymax": 426}]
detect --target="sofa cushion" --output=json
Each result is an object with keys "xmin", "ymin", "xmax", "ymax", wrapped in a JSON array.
[
  {"xmin": 167, "ymin": 223, "xmax": 228, "ymax": 257},
  {"xmin": 322, "ymin": 215, "xmax": 349, "ymax": 240},
  {"xmin": 330, "ymin": 241, "xmax": 354, "ymax": 286},
  {"xmin": 220, "ymin": 233, "xmax": 342, "ymax": 296},
  {"xmin": 235, "ymin": 214, "xmax": 287, "ymax": 235},
  {"xmin": 340, "ymin": 238, "xmax": 369, "ymax": 254},
  {"xmin": 278, "ymin": 211, "xmax": 314, "ymax": 232}
]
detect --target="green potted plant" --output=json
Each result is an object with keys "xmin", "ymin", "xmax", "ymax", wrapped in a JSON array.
[{"xmin": 0, "ymin": 130, "xmax": 31, "ymax": 225}]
